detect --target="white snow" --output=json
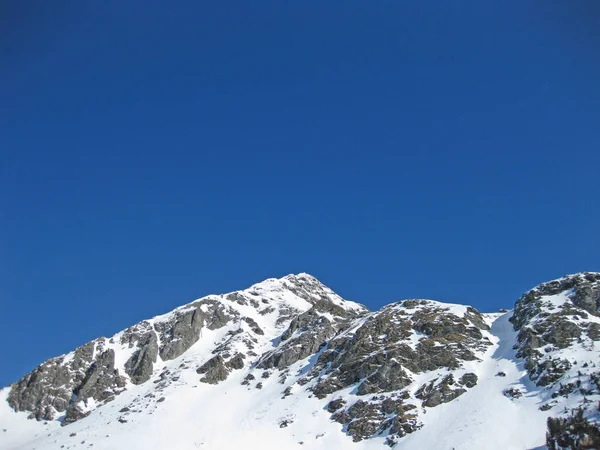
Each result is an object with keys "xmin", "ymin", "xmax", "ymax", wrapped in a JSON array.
[{"xmin": 2, "ymin": 274, "xmax": 599, "ymax": 450}]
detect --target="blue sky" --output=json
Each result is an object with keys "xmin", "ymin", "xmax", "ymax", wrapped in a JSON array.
[{"xmin": 1, "ymin": 1, "xmax": 599, "ymax": 386}]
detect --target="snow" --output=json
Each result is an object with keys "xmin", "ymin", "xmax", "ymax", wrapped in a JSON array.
[
  {"xmin": 0, "ymin": 311, "xmax": 558, "ymax": 450},
  {"xmin": 400, "ymin": 312, "xmax": 551, "ymax": 450},
  {"xmin": 2, "ymin": 274, "xmax": 598, "ymax": 450}
]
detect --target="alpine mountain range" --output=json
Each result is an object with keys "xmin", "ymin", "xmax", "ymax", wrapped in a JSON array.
[{"xmin": 2, "ymin": 272, "xmax": 600, "ymax": 450}]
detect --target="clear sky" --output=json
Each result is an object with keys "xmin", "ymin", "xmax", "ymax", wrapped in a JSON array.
[{"xmin": 1, "ymin": 1, "xmax": 599, "ymax": 387}]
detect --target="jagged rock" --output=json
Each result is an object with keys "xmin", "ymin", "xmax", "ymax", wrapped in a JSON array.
[
  {"xmin": 587, "ymin": 323, "xmax": 600, "ymax": 341},
  {"xmin": 156, "ymin": 300, "xmax": 236, "ymax": 361},
  {"xmin": 345, "ymin": 401, "xmax": 386, "ymax": 442},
  {"xmin": 356, "ymin": 361, "xmax": 412, "ymax": 395},
  {"xmin": 8, "ymin": 356, "xmax": 75, "ymax": 421},
  {"xmin": 257, "ymin": 315, "xmax": 337, "ymax": 369},
  {"xmin": 503, "ymin": 388, "xmax": 523, "ymax": 399},
  {"xmin": 312, "ymin": 301, "xmax": 489, "ymax": 399},
  {"xmin": 124, "ymin": 331, "xmax": 158, "ymax": 384},
  {"xmin": 459, "ymin": 373, "xmax": 478, "ymax": 388},
  {"xmin": 326, "ymin": 398, "xmax": 346, "ymax": 413},
  {"xmin": 242, "ymin": 317, "xmax": 264, "ymax": 335},
  {"xmin": 65, "ymin": 349, "xmax": 126, "ymax": 420},
  {"xmin": 572, "ymin": 283, "xmax": 600, "ymax": 316},
  {"xmin": 225, "ymin": 292, "xmax": 247, "ymax": 306},
  {"xmin": 225, "ymin": 354, "xmax": 245, "ymax": 370},
  {"xmin": 8, "ymin": 341, "xmax": 126, "ymax": 423},
  {"xmin": 62, "ymin": 404, "xmax": 91, "ymax": 424},
  {"xmin": 465, "ymin": 306, "xmax": 490, "ymax": 330},
  {"xmin": 330, "ymin": 395, "xmax": 420, "ymax": 443},
  {"xmin": 511, "ymin": 273, "xmax": 600, "ymax": 390},
  {"xmin": 534, "ymin": 358, "xmax": 572, "ymax": 387},
  {"xmin": 415, "ymin": 375, "xmax": 466, "ymax": 407},
  {"xmin": 542, "ymin": 318, "xmax": 581, "ymax": 349},
  {"xmin": 197, "ymin": 355, "xmax": 229, "ymax": 384}
]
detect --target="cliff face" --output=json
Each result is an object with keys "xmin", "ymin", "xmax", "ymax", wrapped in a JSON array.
[{"xmin": 2, "ymin": 272, "xmax": 599, "ymax": 450}]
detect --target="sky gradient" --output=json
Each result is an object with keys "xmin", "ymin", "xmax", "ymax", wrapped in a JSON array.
[{"xmin": 1, "ymin": 1, "xmax": 599, "ymax": 387}]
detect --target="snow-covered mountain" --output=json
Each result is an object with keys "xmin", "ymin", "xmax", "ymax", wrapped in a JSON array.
[{"xmin": 1, "ymin": 272, "xmax": 599, "ymax": 450}]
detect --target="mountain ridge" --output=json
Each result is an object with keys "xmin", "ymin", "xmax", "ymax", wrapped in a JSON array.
[{"xmin": 1, "ymin": 272, "xmax": 599, "ymax": 449}]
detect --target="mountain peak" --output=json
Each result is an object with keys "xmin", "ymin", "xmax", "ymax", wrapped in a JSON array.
[{"xmin": 2, "ymin": 273, "xmax": 599, "ymax": 450}]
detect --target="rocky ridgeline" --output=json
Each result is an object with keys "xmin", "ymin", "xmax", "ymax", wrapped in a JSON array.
[
  {"xmin": 5, "ymin": 272, "xmax": 600, "ymax": 448},
  {"xmin": 6, "ymin": 274, "xmax": 366, "ymax": 426},
  {"xmin": 7, "ymin": 296, "xmax": 238, "ymax": 424}
]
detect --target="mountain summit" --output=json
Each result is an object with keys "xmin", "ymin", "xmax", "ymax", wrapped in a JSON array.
[{"xmin": 2, "ymin": 272, "xmax": 599, "ymax": 449}]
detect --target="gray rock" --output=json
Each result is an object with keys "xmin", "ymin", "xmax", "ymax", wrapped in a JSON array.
[
  {"xmin": 124, "ymin": 331, "xmax": 158, "ymax": 384},
  {"xmin": 242, "ymin": 317, "xmax": 264, "ymax": 335},
  {"xmin": 156, "ymin": 300, "xmax": 236, "ymax": 361},
  {"xmin": 197, "ymin": 355, "xmax": 229, "ymax": 384},
  {"xmin": 257, "ymin": 297, "xmax": 360, "ymax": 370},
  {"xmin": 459, "ymin": 373, "xmax": 478, "ymax": 388},
  {"xmin": 63, "ymin": 349, "xmax": 127, "ymax": 426},
  {"xmin": 511, "ymin": 273, "xmax": 600, "ymax": 389},
  {"xmin": 225, "ymin": 353, "xmax": 245, "ymax": 370},
  {"xmin": 326, "ymin": 398, "xmax": 346, "ymax": 413},
  {"xmin": 8, "ymin": 339, "xmax": 126, "ymax": 424},
  {"xmin": 312, "ymin": 301, "xmax": 490, "ymax": 398},
  {"xmin": 503, "ymin": 388, "xmax": 523, "ymax": 399},
  {"xmin": 587, "ymin": 323, "xmax": 600, "ymax": 341},
  {"xmin": 572, "ymin": 283, "xmax": 600, "ymax": 316},
  {"xmin": 415, "ymin": 375, "xmax": 466, "ymax": 407}
]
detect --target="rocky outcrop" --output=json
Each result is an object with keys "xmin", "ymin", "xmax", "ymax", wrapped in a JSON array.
[
  {"xmin": 310, "ymin": 301, "xmax": 491, "ymax": 400},
  {"xmin": 330, "ymin": 392, "xmax": 421, "ymax": 444},
  {"xmin": 261, "ymin": 300, "xmax": 491, "ymax": 445},
  {"xmin": 7, "ymin": 340, "xmax": 126, "ymax": 423},
  {"xmin": 62, "ymin": 348, "xmax": 126, "ymax": 425},
  {"xmin": 123, "ymin": 325, "xmax": 159, "ymax": 385},
  {"xmin": 257, "ymin": 297, "xmax": 365, "ymax": 370},
  {"xmin": 197, "ymin": 355, "xmax": 229, "ymax": 384},
  {"xmin": 511, "ymin": 273, "xmax": 600, "ymax": 387},
  {"xmin": 156, "ymin": 300, "xmax": 237, "ymax": 361},
  {"xmin": 7, "ymin": 296, "xmax": 239, "ymax": 423},
  {"xmin": 415, "ymin": 374, "xmax": 468, "ymax": 407}
]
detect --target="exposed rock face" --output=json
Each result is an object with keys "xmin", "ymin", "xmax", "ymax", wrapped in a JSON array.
[
  {"xmin": 155, "ymin": 299, "xmax": 237, "ymax": 361},
  {"xmin": 257, "ymin": 298, "xmax": 366, "ymax": 370},
  {"xmin": 263, "ymin": 300, "xmax": 492, "ymax": 444},
  {"xmin": 196, "ymin": 355, "xmax": 229, "ymax": 384},
  {"xmin": 7, "ymin": 340, "xmax": 126, "ymax": 423},
  {"xmin": 415, "ymin": 374, "xmax": 467, "ymax": 407},
  {"xmin": 62, "ymin": 348, "xmax": 127, "ymax": 425},
  {"xmin": 9, "ymin": 294, "xmax": 244, "ymax": 422},
  {"xmin": 510, "ymin": 272, "xmax": 600, "ymax": 387},
  {"xmin": 6, "ymin": 273, "xmax": 363, "ymax": 425},
  {"xmin": 310, "ymin": 300, "xmax": 491, "ymax": 400},
  {"xmin": 330, "ymin": 392, "xmax": 421, "ymax": 444},
  {"xmin": 122, "ymin": 324, "xmax": 159, "ymax": 385}
]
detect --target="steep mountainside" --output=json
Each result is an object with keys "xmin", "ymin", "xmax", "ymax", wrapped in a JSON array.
[{"xmin": 1, "ymin": 272, "xmax": 599, "ymax": 450}]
